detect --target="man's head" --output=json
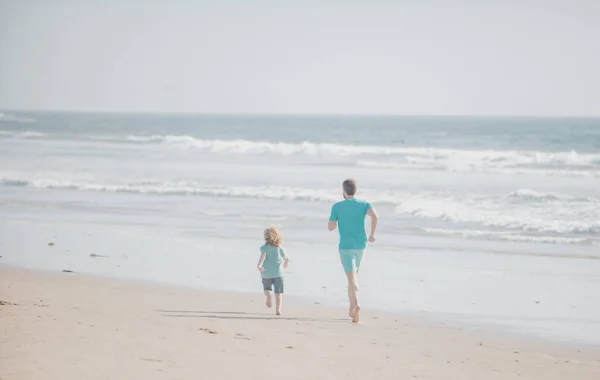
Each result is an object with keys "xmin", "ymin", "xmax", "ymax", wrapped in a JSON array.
[{"xmin": 342, "ymin": 178, "xmax": 357, "ymax": 198}]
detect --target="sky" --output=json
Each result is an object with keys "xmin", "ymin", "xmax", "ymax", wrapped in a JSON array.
[{"xmin": 0, "ymin": 0, "xmax": 599, "ymax": 116}]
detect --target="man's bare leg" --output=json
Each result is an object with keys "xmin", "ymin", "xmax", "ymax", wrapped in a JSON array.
[
  {"xmin": 275, "ymin": 293, "xmax": 283, "ymax": 315},
  {"xmin": 346, "ymin": 272, "xmax": 360, "ymax": 323},
  {"xmin": 264, "ymin": 290, "xmax": 272, "ymax": 308}
]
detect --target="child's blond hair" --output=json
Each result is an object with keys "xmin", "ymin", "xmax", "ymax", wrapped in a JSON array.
[{"xmin": 264, "ymin": 226, "xmax": 282, "ymax": 247}]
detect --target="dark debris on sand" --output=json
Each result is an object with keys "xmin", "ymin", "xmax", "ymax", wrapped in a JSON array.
[{"xmin": 199, "ymin": 328, "xmax": 218, "ymax": 334}]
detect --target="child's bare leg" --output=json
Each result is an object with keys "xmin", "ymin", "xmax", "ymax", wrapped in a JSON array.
[
  {"xmin": 275, "ymin": 293, "xmax": 283, "ymax": 315},
  {"xmin": 264, "ymin": 290, "xmax": 272, "ymax": 308}
]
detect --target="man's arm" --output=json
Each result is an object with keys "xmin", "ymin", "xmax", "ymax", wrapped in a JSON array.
[
  {"xmin": 328, "ymin": 204, "xmax": 338, "ymax": 231},
  {"xmin": 367, "ymin": 207, "xmax": 378, "ymax": 242},
  {"xmin": 328, "ymin": 220, "xmax": 338, "ymax": 231}
]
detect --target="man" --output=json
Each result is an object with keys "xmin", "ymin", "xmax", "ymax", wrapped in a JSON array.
[{"xmin": 328, "ymin": 178, "xmax": 378, "ymax": 323}]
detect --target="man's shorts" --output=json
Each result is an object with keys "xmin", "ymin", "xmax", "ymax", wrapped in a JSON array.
[
  {"xmin": 339, "ymin": 249, "xmax": 365, "ymax": 273},
  {"xmin": 262, "ymin": 277, "xmax": 284, "ymax": 294}
]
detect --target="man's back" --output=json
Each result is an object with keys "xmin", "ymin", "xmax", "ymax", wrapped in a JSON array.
[
  {"xmin": 330, "ymin": 198, "xmax": 372, "ymax": 250},
  {"xmin": 328, "ymin": 179, "xmax": 378, "ymax": 323}
]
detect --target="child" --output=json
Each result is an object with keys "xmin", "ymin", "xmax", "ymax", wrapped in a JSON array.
[{"xmin": 257, "ymin": 226, "xmax": 289, "ymax": 316}]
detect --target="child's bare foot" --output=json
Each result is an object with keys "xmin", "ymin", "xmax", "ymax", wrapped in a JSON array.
[
  {"xmin": 352, "ymin": 306, "xmax": 361, "ymax": 323},
  {"xmin": 265, "ymin": 293, "xmax": 272, "ymax": 308}
]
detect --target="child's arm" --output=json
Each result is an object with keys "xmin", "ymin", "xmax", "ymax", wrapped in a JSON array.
[
  {"xmin": 257, "ymin": 253, "xmax": 266, "ymax": 272},
  {"xmin": 281, "ymin": 247, "xmax": 290, "ymax": 268}
]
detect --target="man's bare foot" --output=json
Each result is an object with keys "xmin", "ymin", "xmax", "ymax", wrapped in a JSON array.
[
  {"xmin": 266, "ymin": 294, "xmax": 272, "ymax": 308},
  {"xmin": 276, "ymin": 310, "xmax": 282, "ymax": 316},
  {"xmin": 348, "ymin": 308, "xmax": 354, "ymax": 318},
  {"xmin": 352, "ymin": 306, "xmax": 361, "ymax": 323}
]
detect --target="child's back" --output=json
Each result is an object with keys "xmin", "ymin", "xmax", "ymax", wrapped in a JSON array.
[{"xmin": 259, "ymin": 244, "xmax": 287, "ymax": 279}]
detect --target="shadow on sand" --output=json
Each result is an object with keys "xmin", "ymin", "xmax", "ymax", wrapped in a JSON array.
[{"xmin": 155, "ymin": 310, "xmax": 349, "ymax": 323}]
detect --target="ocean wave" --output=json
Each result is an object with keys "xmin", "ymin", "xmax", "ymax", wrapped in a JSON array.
[
  {"xmin": 126, "ymin": 135, "xmax": 165, "ymax": 142},
  {"xmin": 395, "ymin": 193, "xmax": 600, "ymax": 235},
  {"xmin": 421, "ymin": 228, "xmax": 600, "ymax": 246},
  {"xmin": 123, "ymin": 135, "xmax": 600, "ymax": 173},
  {"xmin": 0, "ymin": 130, "xmax": 46, "ymax": 138},
  {"xmin": 126, "ymin": 134, "xmax": 391, "ymax": 155},
  {"xmin": 508, "ymin": 189, "xmax": 599, "ymax": 203},
  {"xmin": 0, "ymin": 113, "xmax": 37, "ymax": 123},
  {"xmin": 356, "ymin": 160, "xmax": 600, "ymax": 178},
  {"xmin": 0, "ymin": 179, "xmax": 29, "ymax": 186},
  {"xmin": 0, "ymin": 178, "xmax": 340, "ymax": 203},
  {"xmin": 2, "ymin": 174, "xmax": 599, "ymax": 236},
  {"xmin": 10, "ymin": 131, "xmax": 599, "ymax": 175}
]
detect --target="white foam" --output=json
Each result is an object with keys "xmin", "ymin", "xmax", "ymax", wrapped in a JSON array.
[
  {"xmin": 126, "ymin": 135, "xmax": 165, "ymax": 142},
  {"xmin": 508, "ymin": 189, "xmax": 599, "ymax": 203},
  {"xmin": 421, "ymin": 228, "xmax": 600, "ymax": 246},
  {"xmin": 396, "ymin": 192, "xmax": 600, "ymax": 234},
  {"xmin": 0, "ymin": 177, "xmax": 340, "ymax": 203},
  {"xmin": 122, "ymin": 135, "xmax": 600, "ymax": 176},
  {"xmin": 0, "ymin": 113, "xmax": 37, "ymax": 123},
  {"xmin": 357, "ymin": 160, "xmax": 600, "ymax": 178},
  {"xmin": 0, "ymin": 130, "xmax": 45, "ymax": 138},
  {"xmin": 128, "ymin": 135, "xmax": 376, "ymax": 156}
]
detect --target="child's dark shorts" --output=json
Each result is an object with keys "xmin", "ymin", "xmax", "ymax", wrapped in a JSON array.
[{"xmin": 262, "ymin": 277, "xmax": 284, "ymax": 294}]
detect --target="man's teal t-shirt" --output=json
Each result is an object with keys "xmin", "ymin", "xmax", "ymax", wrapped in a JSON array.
[
  {"xmin": 260, "ymin": 245, "xmax": 287, "ymax": 279},
  {"xmin": 329, "ymin": 198, "xmax": 373, "ymax": 250}
]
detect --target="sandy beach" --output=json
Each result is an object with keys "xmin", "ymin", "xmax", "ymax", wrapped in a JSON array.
[
  {"xmin": 1, "ymin": 267, "xmax": 598, "ymax": 380},
  {"xmin": 3, "ymin": 2, "xmax": 600, "ymax": 378}
]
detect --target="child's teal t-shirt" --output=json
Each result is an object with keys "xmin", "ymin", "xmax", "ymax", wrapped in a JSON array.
[
  {"xmin": 329, "ymin": 198, "xmax": 373, "ymax": 250},
  {"xmin": 260, "ymin": 245, "xmax": 288, "ymax": 279}
]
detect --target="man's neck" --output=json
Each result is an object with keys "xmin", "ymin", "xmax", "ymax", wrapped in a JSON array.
[{"xmin": 346, "ymin": 196, "xmax": 355, "ymax": 199}]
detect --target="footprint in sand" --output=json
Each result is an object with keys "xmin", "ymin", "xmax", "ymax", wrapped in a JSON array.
[
  {"xmin": 141, "ymin": 358, "xmax": 162, "ymax": 363},
  {"xmin": 199, "ymin": 328, "xmax": 218, "ymax": 334}
]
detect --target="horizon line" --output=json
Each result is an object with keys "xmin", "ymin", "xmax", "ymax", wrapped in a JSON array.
[{"xmin": 1, "ymin": 107, "xmax": 600, "ymax": 119}]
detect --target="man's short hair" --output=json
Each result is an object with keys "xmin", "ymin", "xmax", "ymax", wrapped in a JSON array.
[{"xmin": 343, "ymin": 178, "xmax": 357, "ymax": 196}]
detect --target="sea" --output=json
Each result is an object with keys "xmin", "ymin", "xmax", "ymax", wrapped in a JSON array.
[{"xmin": 1, "ymin": 111, "xmax": 600, "ymax": 345}]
